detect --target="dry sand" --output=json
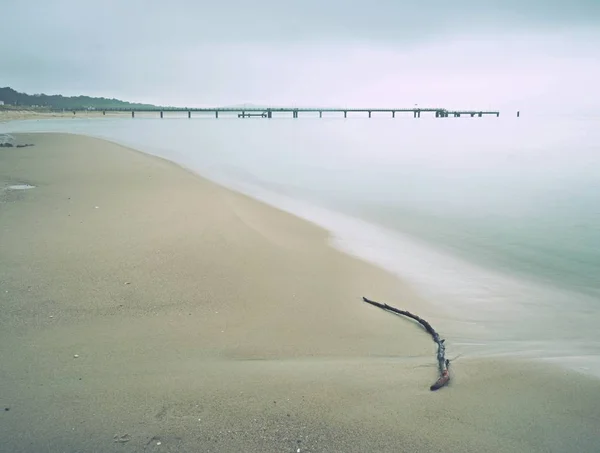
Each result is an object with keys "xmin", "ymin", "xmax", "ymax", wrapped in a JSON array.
[
  {"xmin": 0, "ymin": 110, "xmax": 135, "ymax": 122},
  {"xmin": 1, "ymin": 133, "xmax": 599, "ymax": 453}
]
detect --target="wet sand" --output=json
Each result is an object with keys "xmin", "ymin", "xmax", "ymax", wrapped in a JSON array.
[{"xmin": 1, "ymin": 133, "xmax": 599, "ymax": 452}]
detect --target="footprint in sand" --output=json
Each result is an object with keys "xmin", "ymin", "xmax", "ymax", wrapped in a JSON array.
[
  {"xmin": 113, "ymin": 433, "xmax": 131, "ymax": 443},
  {"xmin": 144, "ymin": 435, "xmax": 183, "ymax": 452}
]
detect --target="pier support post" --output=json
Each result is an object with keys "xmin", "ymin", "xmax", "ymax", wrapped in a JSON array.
[
  {"xmin": 160, "ymin": 111, "xmax": 163, "ymax": 119},
  {"xmin": 103, "ymin": 111, "xmax": 106, "ymax": 116},
  {"xmin": 496, "ymin": 112, "xmax": 500, "ymax": 117},
  {"xmin": 392, "ymin": 111, "xmax": 395, "ymax": 118},
  {"xmin": 268, "ymin": 110, "xmax": 272, "ymax": 118},
  {"xmin": 131, "ymin": 111, "xmax": 135, "ymax": 118},
  {"xmin": 188, "ymin": 111, "xmax": 191, "ymax": 119},
  {"xmin": 517, "ymin": 111, "xmax": 520, "ymax": 118},
  {"xmin": 215, "ymin": 111, "xmax": 219, "ymax": 119},
  {"xmin": 368, "ymin": 111, "xmax": 372, "ymax": 118},
  {"xmin": 319, "ymin": 111, "xmax": 322, "ymax": 118},
  {"xmin": 418, "ymin": 110, "xmax": 421, "ymax": 118},
  {"xmin": 478, "ymin": 112, "xmax": 482, "ymax": 117},
  {"xmin": 413, "ymin": 110, "xmax": 416, "ymax": 118},
  {"xmin": 344, "ymin": 111, "xmax": 347, "ymax": 118}
]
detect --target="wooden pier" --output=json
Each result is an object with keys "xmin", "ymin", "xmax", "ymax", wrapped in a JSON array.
[{"xmin": 97, "ymin": 107, "xmax": 500, "ymax": 119}]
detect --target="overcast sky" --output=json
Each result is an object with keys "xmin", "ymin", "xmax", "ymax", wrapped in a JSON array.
[{"xmin": 2, "ymin": 0, "xmax": 599, "ymax": 111}]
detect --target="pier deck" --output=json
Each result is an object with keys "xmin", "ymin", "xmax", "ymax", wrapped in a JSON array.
[{"xmin": 74, "ymin": 107, "xmax": 501, "ymax": 119}]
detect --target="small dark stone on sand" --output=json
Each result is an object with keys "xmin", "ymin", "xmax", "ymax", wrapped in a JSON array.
[{"xmin": 4, "ymin": 407, "xmax": 9, "ymax": 411}]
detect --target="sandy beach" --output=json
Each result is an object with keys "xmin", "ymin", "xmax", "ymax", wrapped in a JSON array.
[
  {"xmin": 0, "ymin": 110, "xmax": 132, "ymax": 123},
  {"xmin": 1, "ymin": 133, "xmax": 599, "ymax": 452}
]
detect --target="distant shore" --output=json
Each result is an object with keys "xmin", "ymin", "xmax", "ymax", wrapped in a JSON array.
[{"xmin": 1, "ymin": 133, "xmax": 599, "ymax": 452}]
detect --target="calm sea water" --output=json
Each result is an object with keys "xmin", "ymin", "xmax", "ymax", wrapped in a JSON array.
[{"xmin": 3, "ymin": 114, "xmax": 600, "ymax": 373}]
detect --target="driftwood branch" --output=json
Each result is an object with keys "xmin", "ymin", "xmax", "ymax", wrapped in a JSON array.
[{"xmin": 362, "ymin": 296, "xmax": 450, "ymax": 391}]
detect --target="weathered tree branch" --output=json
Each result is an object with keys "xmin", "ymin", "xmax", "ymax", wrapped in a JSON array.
[{"xmin": 362, "ymin": 296, "xmax": 450, "ymax": 391}]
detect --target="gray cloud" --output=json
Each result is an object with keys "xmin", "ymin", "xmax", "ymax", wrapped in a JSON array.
[{"xmin": 6, "ymin": 0, "xmax": 599, "ymax": 43}]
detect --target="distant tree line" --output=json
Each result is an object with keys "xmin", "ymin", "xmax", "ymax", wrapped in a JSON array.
[{"xmin": 0, "ymin": 87, "xmax": 163, "ymax": 110}]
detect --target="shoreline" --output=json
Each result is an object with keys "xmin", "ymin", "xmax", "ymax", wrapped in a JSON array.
[
  {"xmin": 3, "ymin": 128, "xmax": 600, "ymax": 376},
  {"xmin": 4, "ymin": 126, "xmax": 596, "ymax": 377},
  {"xmin": 1, "ymin": 133, "xmax": 599, "ymax": 452}
]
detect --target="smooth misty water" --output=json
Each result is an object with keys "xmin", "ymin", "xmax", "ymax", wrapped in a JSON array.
[{"xmin": 3, "ymin": 115, "xmax": 600, "ymax": 373}]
